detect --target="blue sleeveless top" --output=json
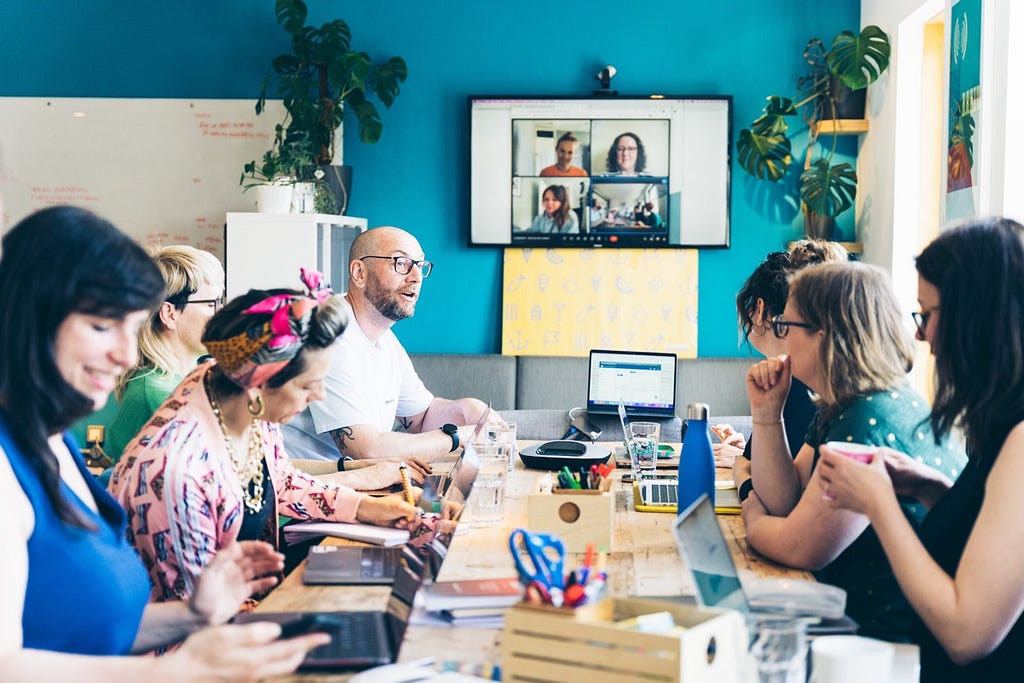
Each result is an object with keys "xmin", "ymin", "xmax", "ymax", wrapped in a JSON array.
[{"xmin": 2, "ymin": 414, "xmax": 151, "ymax": 655}]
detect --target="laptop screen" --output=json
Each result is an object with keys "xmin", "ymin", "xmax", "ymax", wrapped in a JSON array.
[
  {"xmin": 672, "ymin": 494, "xmax": 750, "ymax": 612},
  {"xmin": 587, "ymin": 349, "xmax": 677, "ymax": 417}
]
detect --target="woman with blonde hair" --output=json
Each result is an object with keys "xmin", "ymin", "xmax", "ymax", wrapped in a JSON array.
[
  {"xmin": 741, "ymin": 262, "xmax": 965, "ymax": 641},
  {"xmin": 106, "ymin": 245, "xmax": 224, "ymax": 461}
]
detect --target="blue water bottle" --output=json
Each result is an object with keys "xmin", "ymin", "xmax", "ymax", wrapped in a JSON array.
[{"xmin": 678, "ymin": 402, "xmax": 715, "ymax": 513}]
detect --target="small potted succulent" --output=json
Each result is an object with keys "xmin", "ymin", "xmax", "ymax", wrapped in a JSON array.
[{"xmin": 736, "ymin": 25, "xmax": 891, "ymax": 238}]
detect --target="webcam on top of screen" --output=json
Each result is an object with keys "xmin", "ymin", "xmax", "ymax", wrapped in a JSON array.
[{"xmin": 594, "ymin": 65, "xmax": 618, "ymax": 96}]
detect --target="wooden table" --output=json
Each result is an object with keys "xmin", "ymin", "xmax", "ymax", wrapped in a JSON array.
[{"xmin": 259, "ymin": 445, "xmax": 811, "ymax": 681}]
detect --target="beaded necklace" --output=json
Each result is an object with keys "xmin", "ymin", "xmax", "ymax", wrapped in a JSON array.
[{"xmin": 205, "ymin": 373, "xmax": 266, "ymax": 513}]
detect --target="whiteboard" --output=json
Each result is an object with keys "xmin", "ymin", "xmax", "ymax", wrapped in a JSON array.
[{"xmin": 0, "ymin": 97, "xmax": 287, "ymax": 259}]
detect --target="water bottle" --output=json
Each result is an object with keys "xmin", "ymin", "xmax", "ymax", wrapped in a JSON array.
[{"xmin": 678, "ymin": 403, "xmax": 715, "ymax": 513}]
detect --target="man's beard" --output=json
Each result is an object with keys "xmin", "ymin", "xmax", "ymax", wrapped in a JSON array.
[{"xmin": 365, "ymin": 275, "xmax": 414, "ymax": 322}]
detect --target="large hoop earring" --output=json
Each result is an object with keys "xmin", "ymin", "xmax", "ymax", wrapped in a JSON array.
[{"xmin": 247, "ymin": 394, "xmax": 265, "ymax": 418}]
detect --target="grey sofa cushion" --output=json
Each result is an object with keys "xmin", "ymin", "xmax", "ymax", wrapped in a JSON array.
[{"xmin": 410, "ymin": 353, "xmax": 516, "ymax": 411}]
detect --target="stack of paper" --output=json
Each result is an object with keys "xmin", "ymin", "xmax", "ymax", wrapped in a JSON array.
[{"xmin": 282, "ymin": 521, "xmax": 410, "ymax": 547}]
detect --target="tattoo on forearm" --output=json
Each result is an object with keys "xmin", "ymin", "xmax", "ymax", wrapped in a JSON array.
[
  {"xmin": 330, "ymin": 426, "xmax": 355, "ymax": 454},
  {"xmin": 398, "ymin": 416, "xmax": 413, "ymax": 432}
]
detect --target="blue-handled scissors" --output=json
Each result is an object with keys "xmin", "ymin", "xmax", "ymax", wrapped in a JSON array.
[{"xmin": 509, "ymin": 528, "xmax": 566, "ymax": 601}]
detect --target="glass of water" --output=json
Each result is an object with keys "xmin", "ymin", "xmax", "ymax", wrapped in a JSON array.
[
  {"xmin": 468, "ymin": 443, "xmax": 508, "ymax": 527},
  {"xmin": 629, "ymin": 421, "xmax": 660, "ymax": 478},
  {"xmin": 487, "ymin": 421, "xmax": 518, "ymax": 472},
  {"xmin": 750, "ymin": 618, "xmax": 808, "ymax": 683}
]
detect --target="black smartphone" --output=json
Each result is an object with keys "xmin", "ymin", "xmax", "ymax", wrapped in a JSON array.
[{"xmin": 277, "ymin": 613, "xmax": 341, "ymax": 640}]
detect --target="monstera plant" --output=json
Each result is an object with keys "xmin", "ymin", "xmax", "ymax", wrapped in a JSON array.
[{"xmin": 737, "ymin": 25, "xmax": 891, "ymax": 238}]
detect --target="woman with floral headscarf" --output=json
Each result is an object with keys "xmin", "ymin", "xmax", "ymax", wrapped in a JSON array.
[{"xmin": 110, "ymin": 269, "xmax": 419, "ymax": 603}]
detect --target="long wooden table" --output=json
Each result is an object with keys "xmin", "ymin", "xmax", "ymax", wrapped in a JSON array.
[{"xmin": 260, "ymin": 446, "xmax": 810, "ymax": 681}]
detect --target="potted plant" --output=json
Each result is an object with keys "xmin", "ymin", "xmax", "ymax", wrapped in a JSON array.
[
  {"xmin": 239, "ymin": 123, "xmax": 315, "ymax": 212},
  {"xmin": 736, "ymin": 25, "xmax": 891, "ymax": 239},
  {"xmin": 251, "ymin": 0, "xmax": 408, "ymax": 214}
]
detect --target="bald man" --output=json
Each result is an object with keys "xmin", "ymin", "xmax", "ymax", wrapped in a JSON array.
[{"xmin": 283, "ymin": 226, "xmax": 500, "ymax": 464}]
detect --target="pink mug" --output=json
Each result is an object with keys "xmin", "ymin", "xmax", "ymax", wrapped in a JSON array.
[{"xmin": 824, "ymin": 441, "xmax": 877, "ymax": 464}]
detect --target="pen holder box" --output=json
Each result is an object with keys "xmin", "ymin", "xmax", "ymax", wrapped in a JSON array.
[
  {"xmin": 526, "ymin": 488, "xmax": 614, "ymax": 553},
  {"xmin": 503, "ymin": 597, "xmax": 748, "ymax": 683}
]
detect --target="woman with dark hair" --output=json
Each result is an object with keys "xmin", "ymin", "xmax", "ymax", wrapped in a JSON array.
[
  {"xmin": 527, "ymin": 184, "xmax": 579, "ymax": 234},
  {"xmin": 0, "ymin": 206, "xmax": 324, "ymax": 678},
  {"xmin": 740, "ymin": 262, "xmax": 965, "ymax": 641},
  {"xmin": 717, "ymin": 240, "xmax": 848, "ymax": 468},
  {"xmin": 820, "ymin": 218, "xmax": 1024, "ymax": 679},
  {"xmin": 604, "ymin": 132, "xmax": 648, "ymax": 176},
  {"xmin": 110, "ymin": 269, "xmax": 419, "ymax": 603}
]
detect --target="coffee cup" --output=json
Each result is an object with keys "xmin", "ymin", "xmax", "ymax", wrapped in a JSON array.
[{"xmin": 825, "ymin": 441, "xmax": 877, "ymax": 464}]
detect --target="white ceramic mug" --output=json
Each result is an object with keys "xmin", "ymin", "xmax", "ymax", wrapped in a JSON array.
[{"xmin": 809, "ymin": 635, "xmax": 894, "ymax": 683}]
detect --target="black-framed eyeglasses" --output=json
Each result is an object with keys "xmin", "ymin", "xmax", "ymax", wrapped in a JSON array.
[
  {"xmin": 911, "ymin": 308, "xmax": 938, "ymax": 338},
  {"xmin": 186, "ymin": 296, "xmax": 224, "ymax": 311},
  {"xmin": 360, "ymin": 255, "xmax": 433, "ymax": 278},
  {"xmin": 771, "ymin": 315, "xmax": 817, "ymax": 339}
]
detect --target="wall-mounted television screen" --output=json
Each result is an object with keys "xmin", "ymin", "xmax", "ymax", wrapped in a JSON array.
[{"xmin": 469, "ymin": 95, "xmax": 731, "ymax": 249}]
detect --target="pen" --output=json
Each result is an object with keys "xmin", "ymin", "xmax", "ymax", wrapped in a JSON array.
[{"xmin": 399, "ymin": 461, "xmax": 416, "ymax": 506}]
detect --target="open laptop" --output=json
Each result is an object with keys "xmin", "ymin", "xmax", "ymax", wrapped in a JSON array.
[
  {"xmin": 587, "ymin": 349, "xmax": 677, "ymax": 417},
  {"xmin": 240, "ymin": 552, "xmax": 426, "ymax": 670},
  {"xmin": 305, "ymin": 406, "xmax": 492, "ymax": 586},
  {"xmin": 672, "ymin": 494, "xmax": 849, "ymax": 622}
]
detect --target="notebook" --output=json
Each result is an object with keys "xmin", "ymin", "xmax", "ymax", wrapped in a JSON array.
[
  {"xmin": 238, "ymin": 551, "xmax": 425, "ymax": 670},
  {"xmin": 302, "ymin": 543, "xmax": 431, "ymax": 586},
  {"xmin": 587, "ymin": 349, "xmax": 677, "ymax": 417},
  {"xmin": 672, "ymin": 494, "xmax": 849, "ymax": 621}
]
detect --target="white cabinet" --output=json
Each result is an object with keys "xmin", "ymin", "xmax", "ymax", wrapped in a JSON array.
[{"xmin": 224, "ymin": 212, "xmax": 367, "ymax": 299}]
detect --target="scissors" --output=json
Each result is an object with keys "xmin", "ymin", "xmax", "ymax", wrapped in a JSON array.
[{"xmin": 509, "ymin": 528, "xmax": 566, "ymax": 606}]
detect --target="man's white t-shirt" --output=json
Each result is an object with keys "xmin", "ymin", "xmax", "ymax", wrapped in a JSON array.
[{"xmin": 285, "ymin": 298, "xmax": 434, "ymax": 459}]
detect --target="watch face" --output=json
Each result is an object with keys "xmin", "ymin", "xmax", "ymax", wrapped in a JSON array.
[{"xmin": 442, "ymin": 423, "xmax": 458, "ymax": 435}]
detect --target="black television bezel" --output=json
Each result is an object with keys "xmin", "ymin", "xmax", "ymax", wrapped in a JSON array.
[{"xmin": 467, "ymin": 94, "xmax": 733, "ymax": 250}]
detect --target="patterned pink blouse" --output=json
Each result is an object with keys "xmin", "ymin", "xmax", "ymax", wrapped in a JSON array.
[{"xmin": 109, "ymin": 362, "xmax": 364, "ymax": 602}]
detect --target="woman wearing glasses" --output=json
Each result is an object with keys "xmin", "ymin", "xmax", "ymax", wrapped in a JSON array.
[
  {"xmin": 717, "ymin": 240, "xmax": 848, "ymax": 468},
  {"xmin": 820, "ymin": 219, "xmax": 1024, "ymax": 679},
  {"xmin": 106, "ymin": 245, "xmax": 224, "ymax": 462},
  {"xmin": 603, "ymin": 132, "xmax": 650, "ymax": 176},
  {"xmin": 740, "ymin": 262, "xmax": 965, "ymax": 641},
  {"xmin": 110, "ymin": 269, "xmax": 421, "ymax": 603}
]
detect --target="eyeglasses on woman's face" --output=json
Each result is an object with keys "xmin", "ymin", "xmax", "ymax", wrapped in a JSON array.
[
  {"xmin": 360, "ymin": 255, "xmax": 433, "ymax": 278},
  {"xmin": 911, "ymin": 308, "xmax": 938, "ymax": 338},
  {"xmin": 770, "ymin": 315, "xmax": 817, "ymax": 339},
  {"xmin": 185, "ymin": 296, "xmax": 224, "ymax": 312}
]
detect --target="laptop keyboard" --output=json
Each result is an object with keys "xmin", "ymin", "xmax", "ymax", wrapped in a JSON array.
[
  {"xmin": 645, "ymin": 482, "xmax": 678, "ymax": 505},
  {"xmin": 307, "ymin": 611, "xmax": 389, "ymax": 663}
]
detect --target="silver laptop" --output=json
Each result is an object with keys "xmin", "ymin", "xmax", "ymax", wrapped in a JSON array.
[
  {"xmin": 425, "ymin": 403, "xmax": 491, "ymax": 495},
  {"xmin": 587, "ymin": 349, "xmax": 677, "ymax": 417},
  {"xmin": 672, "ymin": 494, "xmax": 848, "ymax": 621}
]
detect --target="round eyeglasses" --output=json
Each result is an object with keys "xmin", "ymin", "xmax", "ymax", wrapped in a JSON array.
[{"xmin": 360, "ymin": 255, "xmax": 433, "ymax": 278}]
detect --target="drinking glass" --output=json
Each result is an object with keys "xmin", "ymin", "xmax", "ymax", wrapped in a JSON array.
[
  {"xmin": 750, "ymin": 618, "xmax": 808, "ymax": 683},
  {"xmin": 629, "ymin": 421, "xmax": 660, "ymax": 478},
  {"xmin": 468, "ymin": 443, "xmax": 508, "ymax": 527},
  {"xmin": 487, "ymin": 421, "xmax": 518, "ymax": 472}
]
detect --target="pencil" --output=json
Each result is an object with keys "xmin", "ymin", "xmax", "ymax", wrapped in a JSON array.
[{"xmin": 399, "ymin": 462, "xmax": 416, "ymax": 506}]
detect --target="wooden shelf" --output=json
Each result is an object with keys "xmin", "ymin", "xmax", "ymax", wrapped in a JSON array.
[{"xmin": 814, "ymin": 119, "xmax": 869, "ymax": 136}]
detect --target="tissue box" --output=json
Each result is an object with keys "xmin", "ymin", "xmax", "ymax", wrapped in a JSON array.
[
  {"xmin": 526, "ymin": 488, "xmax": 614, "ymax": 553},
  {"xmin": 503, "ymin": 598, "xmax": 749, "ymax": 683}
]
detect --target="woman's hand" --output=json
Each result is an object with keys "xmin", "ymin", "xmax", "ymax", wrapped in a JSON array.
[
  {"xmin": 711, "ymin": 424, "xmax": 746, "ymax": 467},
  {"xmin": 189, "ymin": 542, "xmax": 284, "ymax": 625},
  {"xmin": 745, "ymin": 354, "xmax": 792, "ymax": 422},
  {"xmin": 817, "ymin": 443, "xmax": 895, "ymax": 516},
  {"xmin": 355, "ymin": 493, "xmax": 420, "ymax": 527},
  {"xmin": 170, "ymin": 622, "xmax": 328, "ymax": 681}
]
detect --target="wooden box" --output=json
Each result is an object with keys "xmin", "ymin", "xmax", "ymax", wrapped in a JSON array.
[
  {"xmin": 526, "ymin": 488, "xmax": 614, "ymax": 553},
  {"xmin": 503, "ymin": 598, "xmax": 749, "ymax": 683}
]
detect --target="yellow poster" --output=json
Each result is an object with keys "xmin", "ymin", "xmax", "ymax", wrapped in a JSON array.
[{"xmin": 502, "ymin": 248, "xmax": 698, "ymax": 357}]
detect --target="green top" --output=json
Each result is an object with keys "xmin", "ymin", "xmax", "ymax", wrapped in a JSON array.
[
  {"xmin": 106, "ymin": 368, "xmax": 182, "ymax": 463},
  {"xmin": 806, "ymin": 383, "xmax": 967, "ymax": 642}
]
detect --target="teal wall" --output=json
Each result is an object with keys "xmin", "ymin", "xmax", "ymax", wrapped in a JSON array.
[{"xmin": 0, "ymin": 0, "xmax": 859, "ymax": 356}]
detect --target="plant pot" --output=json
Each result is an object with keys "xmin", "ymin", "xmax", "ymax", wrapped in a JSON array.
[
  {"xmin": 317, "ymin": 164, "xmax": 353, "ymax": 215},
  {"xmin": 254, "ymin": 183, "xmax": 294, "ymax": 214},
  {"xmin": 827, "ymin": 76, "xmax": 867, "ymax": 120},
  {"xmin": 804, "ymin": 207, "xmax": 836, "ymax": 240}
]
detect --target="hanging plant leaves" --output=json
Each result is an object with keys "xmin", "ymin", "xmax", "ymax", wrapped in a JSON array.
[
  {"xmin": 736, "ymin": 96, "xmax": 797, "ymax": 182},
  {"xmin": 800, "ymin": 159, "xmax": 857, "ymax": 217},
  {"xmin": 827, "ymin": 25, "xmax": 891, "ymax": 91}
]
